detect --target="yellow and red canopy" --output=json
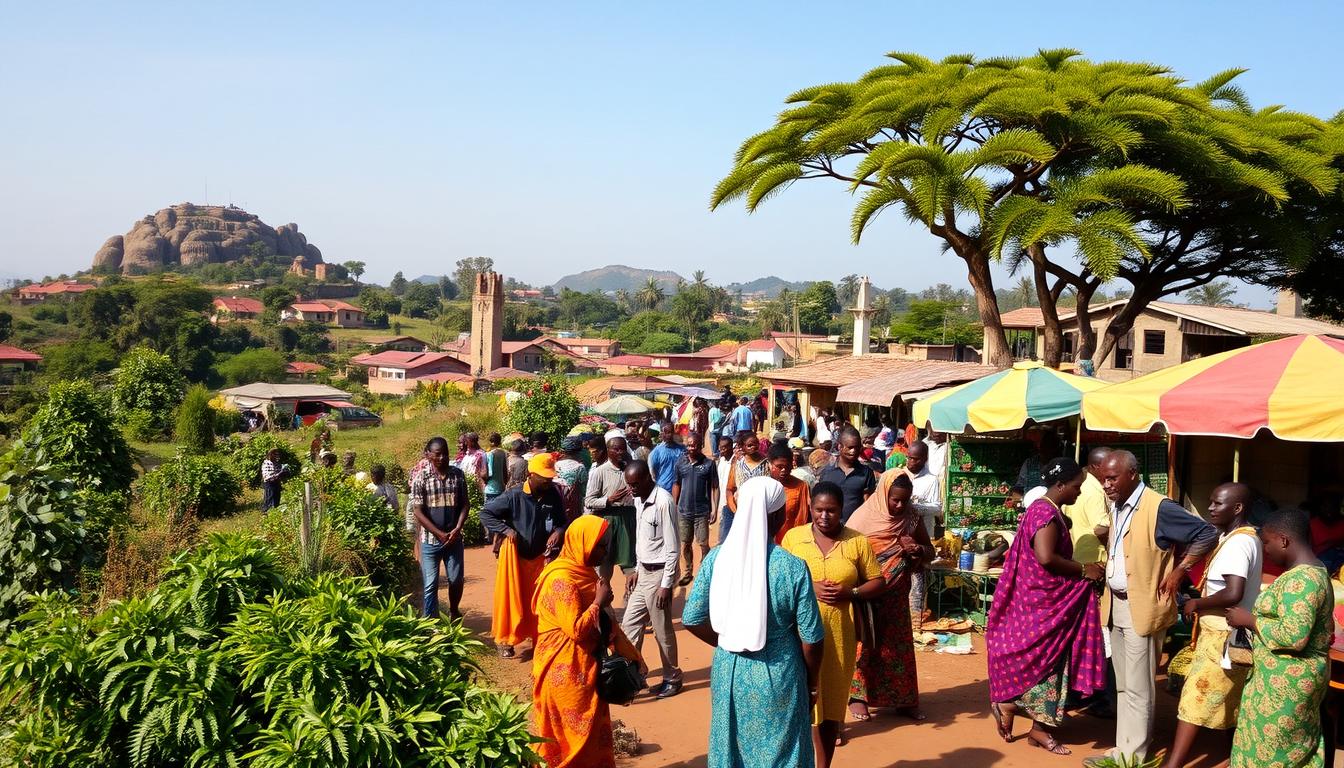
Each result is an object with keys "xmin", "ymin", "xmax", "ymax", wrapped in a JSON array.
[{"xmin": 1081, "ymin": 334, "xmax": 1344, "ymax": 442}]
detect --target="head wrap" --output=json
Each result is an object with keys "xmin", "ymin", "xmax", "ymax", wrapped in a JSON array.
[
  {"xmin": 604, "ymin": 428, "xmax": 626, "ymax": 445},
  {"xmin": 532, "ymin": 516, "xmax": 610, "ymax": 612},
  {"xmin": 560, "ymin": 435, "xmax": 584, "ymax": 453},
  {"xmin": 848, "ymin": 469, "xmax": 918, "ymax": 555},
  {"xmin": 709, "ymin": 475, "xmax": 785, "ymax": 653}
]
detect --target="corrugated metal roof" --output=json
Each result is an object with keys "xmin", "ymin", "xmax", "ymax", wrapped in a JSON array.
[
  {"xmin": 219, "ymin": 383, "xmax": 350, "ymax": 400},
  {"xmin": 1055, "ymin": 300, "xmax": 1344, "ymax": 337},
  {"xmin": 761, "ymin": 355, "xmax": 993, "ymax": 390},
  {"xmin": 833, "ymin": 362, "xmax": 999, "ymax": 406},
  {"xmin": 999, "ymin": 307, "xmax": 1045, "ymax": 329}
]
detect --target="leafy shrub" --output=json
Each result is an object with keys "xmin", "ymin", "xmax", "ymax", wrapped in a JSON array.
[
  {"xmin": 503, "ymin": 375, "xmax": 579, "ymax": 448},
  {"xmin": 0, "ymin": 536, "xmax": 540, "ymax": 767},
  {"xmin": 463, "ymin": 476, "xmax": 487, "ymax": 546},
  {"xmin": 24, "ymin": 379, "xmax": 135, "ymax": 495},
  {"xmin": 138, "ymin": 452, "xmax": 242, "ymax": 522},
  {"xmin": 31, "ymin": 303, "xmax": 67, "ymax": 324},
  {"xmin": 356, "ymin": 448, "xmax": 407, "ymax": 488},
  {"xmin": 225, "ymin": 432, "xmax": 303, "ymax": 489},
  {"xmin": 213, "ymin": 404, "xmax": 244, "ymax": 436},
  {"xmin": 173, "ymin": 384, "xmax": 216, "ymax": 453},
  {"xmin": 0, "ymin": 440, "xmax": 88, "ymax": 632},
  {"xmin": 213, "ymin": 347, "xmax": 287, "ymax": 386},
  {"xmin": 112, "ymin": 345, "xmax": 185, "ymax": 440}
]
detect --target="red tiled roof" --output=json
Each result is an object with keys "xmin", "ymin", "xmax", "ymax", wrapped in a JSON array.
[
  {"xmin": 321, "ymin": 300, "xmax": 363, "ymax": 313},
  {"xmin": 999, "ymin": 307, "xmax": 1045, "ymax": 329},
  {"xmin": 285, "ymin": 361, "xmax": 326, "ymax": 374},
  {"xmin": 0, "ymin": 344, "xmax": 41, "ymax": 362},
  {"xmin": 441, "ymin": 338, "xmax": 546, "ymax": 356},
  {"xmin": 213, "ymin": 297, "xmax": 264, "ymax": 314},
  {"xmin": 602, "ymin": 354, "xmax": 656, "ymax": 367},
  {"xmin": 743, "ymin": 339, "xmax": 779, "ymax": 351},
  {"xmin": 290, "ymin": 302, "xmax": 334, "ymax": 313},
  {"xmin": 550, "ymin": 337, "xmax": 617, "ymax": 348},
  {"xmin": 20, "ymin": 281, "xmax": 96, "ymax": 295},
  {"xmin": 351, "ymin": 350, "xmax": 469, "ymax": 372},
  {"xmin": 483, "ymin": 366, "xmax": 539, "ymax": 381}
]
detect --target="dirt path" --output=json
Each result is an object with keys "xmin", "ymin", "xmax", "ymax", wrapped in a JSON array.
[{"xmin": 456, "ymin": 542, "xmax": 1258, "ymax": 768}]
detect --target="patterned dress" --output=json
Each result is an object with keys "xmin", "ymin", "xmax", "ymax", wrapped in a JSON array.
[
  {"xmin": 1230, "ymin": 564, "xmax": 1334, "ymax": 768},
  {"xmin": 780, "ymin": 526, "xmax": 881, "ymax": 724},
  {"xmin": 849, "ymin": 544, "xmax": 920, "ymax": 709},
  {"xmin": 682, "ymin": 545, "xmax": 824, "ymax": 768}
]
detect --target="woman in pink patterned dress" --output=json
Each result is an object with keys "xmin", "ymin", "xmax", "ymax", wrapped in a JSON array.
[{"xmin": 986, "ymin": 457, "xmax": 1106, "ymax": 755}]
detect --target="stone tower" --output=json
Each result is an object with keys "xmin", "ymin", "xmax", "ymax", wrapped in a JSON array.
[
  {"xmin": 849, "ymin": 276, "xmax": 876, "ymax": 357},
  {"xmin": 470, "ymin": 271, "xmax": 504, "ymax": 376}
]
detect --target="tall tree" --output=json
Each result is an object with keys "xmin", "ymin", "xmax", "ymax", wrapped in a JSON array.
[
  {"xmin": 636, "ymin": 278, "xmax": 665, "ymax": 311},
  {"xmin": 837, "ymin": 274, "xmax": 861, "ymax": 306},
  {"xmin": 389, "ymin": 271, "xmax": 408, "ymax": 296},
  {"xmin": 454, "ymin": 257, "xmax": 494, "ymax": 298},
  {"xmin": 437, "ymin": 275, "xmax": 459, "ymax": 301},
  {"xmin": 342, "ymin": 261, "xmax": 366, "ymax": 283},
  {"xmin": 1184, "ymin": 280, "xmax": 1238, "ymax": 306},
  {"xmin": 713, "ymin": 50, "xmax": 1344, "ymax": 366}
]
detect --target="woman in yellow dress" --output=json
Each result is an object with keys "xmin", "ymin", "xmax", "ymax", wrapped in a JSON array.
[{"xmin": 781, "ymin": 480, "xmax": 883, "ymax": 767}]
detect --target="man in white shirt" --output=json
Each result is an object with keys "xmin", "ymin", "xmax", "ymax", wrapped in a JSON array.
[
  {"xmin": 904, "ymin": 441, "xmax": 942, "ymax": 629},
  {"xmin": 620, "ymin": 460, "xmax": 683, "ymax": 699},
  {"xmin": 814, "ymin": 407, "xmax": 833, "ymax": 448},
  {"xmin": 923, "ymin": 430, "xmax": 949, "ymax": 478}
]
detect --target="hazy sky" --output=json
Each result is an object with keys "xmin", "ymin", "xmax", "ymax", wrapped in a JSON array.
[{"xmin": 3, "ymin": 1, "xmax": 1340, "ymax": 307}]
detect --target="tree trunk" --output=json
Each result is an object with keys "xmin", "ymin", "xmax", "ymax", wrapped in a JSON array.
[
  {"xmin": 1027, "ymin": 245, "xmax": 1062, "ymax": 368},
  {"xmin": 1094, "ymin": 291, "xmax": 1153, "ymax": 364},
  {"xmin": 962, "ymin": 253, "xmax": 1011, "ymax": 367},
  {"xmin": 1073, "ymin": 282, "xmax": 1099, "ymax": 363}
]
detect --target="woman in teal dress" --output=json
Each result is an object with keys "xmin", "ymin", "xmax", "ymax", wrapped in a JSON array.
[
  {"xmin": 1227, "ymin": 507, "xmax": 1334, "ymax": 768},
  {"xmin": 683, "ymin": 475, "xmax": 825, "ymax": 768}
]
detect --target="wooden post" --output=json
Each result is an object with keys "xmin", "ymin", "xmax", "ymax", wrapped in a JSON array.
[
  {"xmin": 1232, "ymin": 441, "xmax": 1241, "ymax": 482},
  {"xmin": 301, "ymin": 481, "xmax": 313, "ymax": 570}
]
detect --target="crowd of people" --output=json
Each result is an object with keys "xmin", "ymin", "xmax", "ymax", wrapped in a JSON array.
[{"xmin": 278, "ymin": 397, "xmax": 1337, "ymax": 768}]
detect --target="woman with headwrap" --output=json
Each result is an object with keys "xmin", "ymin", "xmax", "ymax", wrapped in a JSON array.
[
  {"xmin": 532, "ymin": 516, "xmax": 644, "ymax": 768},
  {"xmin": 847, "ymin": 471, "xmax": 934, "ymax": 723},
  {"xmin": 683, "ymin": 476, "xmax": 825, "ymax": 768}
]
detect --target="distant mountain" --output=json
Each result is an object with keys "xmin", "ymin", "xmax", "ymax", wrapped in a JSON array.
[
  {"xmin": 553, "ymin": 265, "xmax": 685, "ymax": 293},
  {"xmin": 726, "ymin": 276, "xmax": 811, "ymax": 297},
  {"xmin": 411, "ymin": 275, "xmax": 446, "ymax": 285}
]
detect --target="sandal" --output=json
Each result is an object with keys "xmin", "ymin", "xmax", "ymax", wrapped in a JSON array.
[
  {"xmin": 497, "ymin": 645, "xmax": 515, "ymax": 659},
  {"xmin": 990, "ymin": 702, "xmax": 1014, "ymax": 742},
  {"xmin": 848, "ymin": 702, "xmax": 872, "ymax": 722},
  {"xmin": 895, "ymin": 707, "xmax": 927, "ymax": 722},
  {"xmin": 1026, "ymin": 730, "xmax": 1071, "ymax": 756}
]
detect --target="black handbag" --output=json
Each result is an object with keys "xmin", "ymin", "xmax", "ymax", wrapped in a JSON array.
[{"xmin": 595, "ymin": 610, "xmax": 645, "ymax": 705}]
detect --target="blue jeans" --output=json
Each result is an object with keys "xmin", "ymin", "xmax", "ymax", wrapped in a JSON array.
[
  {"xmin": 420, "ymin": 538, "xmax": 465, "ymax": 617},
  {"xmin": 717, "ymin": 505, "xmax": 734, "ymax": 545}
]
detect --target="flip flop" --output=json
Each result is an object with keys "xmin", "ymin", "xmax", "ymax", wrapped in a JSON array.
[{"xmin": 848, "ymin": 703, "xmax": 872, "ymax": 722}]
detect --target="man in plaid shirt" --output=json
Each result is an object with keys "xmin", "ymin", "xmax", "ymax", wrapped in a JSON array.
[{"xmin": 411, "ymin": 436, "xmax": 470, "ymax": 620}]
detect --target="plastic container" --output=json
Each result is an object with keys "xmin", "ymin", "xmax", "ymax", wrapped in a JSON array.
[
  {"xmin": 973, "ymin": 553, "xmax": 992, "ymax": 573},
  {"xmin": 958, "ymin": 551, "xmax": 975, "ymax": 570}
]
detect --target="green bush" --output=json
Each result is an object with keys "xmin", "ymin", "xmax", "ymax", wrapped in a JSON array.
[
  {"xmin": 0, "ymin": 439, "xmax": 89, "ymax": 632},
  {"xmin": 0, "ymin": 535, "xmax": 540, "ymax": 767},
  {"xmin": 112, "ymin": 346, "xmax": 185, "ymax": 440},
  {"xmin": 24, "ymin": 379, "xmax": 135, "ymax": 495},
  {"xmin": 213, "ymin": 404, "xmax": 244, "ymax": 436},
  {"xmin": 173, "ymin": 384, "xmax": 216, "ymax": 453},
  {"xmin": 503, "ymin": 375, "xmax": 579, "ymax": 448},
  {"xmin": 225, "ymin": 432, "xmax": 303, "ymax": 489},
  {"xmin": 138, "ymin": 452, "xmax": 242, "ymax": 522}
]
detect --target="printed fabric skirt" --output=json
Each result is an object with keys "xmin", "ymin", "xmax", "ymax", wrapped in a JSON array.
[
  {"xmin": 1178, "ymin": 620, "xmax": 1250, "ymax": 730},
  {"xmin": 1009, "ymin": 658, "xmax": 1070, "ymax": 727}
]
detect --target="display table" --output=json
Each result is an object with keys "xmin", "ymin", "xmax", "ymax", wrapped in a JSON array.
[{"xmin": 925, "ymin": 564, "xmax": 1000, "ymax": 625}]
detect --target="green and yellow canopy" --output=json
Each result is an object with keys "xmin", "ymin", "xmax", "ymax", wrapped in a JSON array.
[{"xmin": 913, "ymin": 361, "xmax": 1108, "ymax": 433}]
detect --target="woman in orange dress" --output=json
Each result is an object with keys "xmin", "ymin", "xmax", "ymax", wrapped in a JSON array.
[{"xmin": 532, "ymin": 516, "xmax": 644, "ymax": 768}]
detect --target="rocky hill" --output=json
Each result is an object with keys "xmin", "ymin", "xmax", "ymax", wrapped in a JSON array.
[
  {"xmin": 92, "ymin": 203, "xmax": 324, "ymax": 274},
  {"xmin": 553, "ymin": 265, "xmax": 684, "ymax": 293},
  {"xmin": 726, "ymin": 276, "xmax": 811, "ymax": 297}
]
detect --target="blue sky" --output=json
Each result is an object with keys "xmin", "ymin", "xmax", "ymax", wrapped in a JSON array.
[{"xmin": 2, "ymin": 1, "xmax": 1340, "ymax": 307}]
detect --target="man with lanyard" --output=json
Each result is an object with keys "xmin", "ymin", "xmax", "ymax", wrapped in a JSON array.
[
  {"xmin": 1083, "ymin": 451, "xmax": 1216, "ymax": 766},
  {"xmin": 584, "ymin": 430, "xmax": 638, "ymax": 581},
  {"xmin": 818, "ymin": 426, "xmax": 877, "ymax": 524},
  {"xmin": 621, "ymin": 460, "xmax": 684, "ymax": 699},
  {"xmin": 647, "ymin": 419, "xmax": 687, "ymax": 493},
  {"xmin": 411, "ymin": 436, "xmax": 470, "ymax": 620},
  {"xmin": 480, "ymin": 453, "xmax": 567, "ymax": 659}
]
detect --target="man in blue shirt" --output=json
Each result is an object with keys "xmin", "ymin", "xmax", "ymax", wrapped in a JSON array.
[
  {"xmin": 647, "ymin": 419, "xmax": 686, "ymax": 492},
  {"xmin": 730, "ymin": 396, "xmax": 755, "ymax": 435}
]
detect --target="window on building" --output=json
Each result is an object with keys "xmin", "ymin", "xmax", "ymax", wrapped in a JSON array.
[
  {"xmin": 1143, "ymin": 330, "xmax": 1165, "ymax": 356},
  {"xmin": 1114, "ymin": 330, "xmax": 1134, "ymax": 369}
]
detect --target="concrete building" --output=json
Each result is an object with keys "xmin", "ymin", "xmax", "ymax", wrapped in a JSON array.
[
  {"xmin": 0, "ymin": 344, "xmax": 41, "ymax": 383},
  {"xmin": 284, "ymin": 300, "xmax": 366, "ymax": 328},
  {"xmin": 545, "ymin": 336, "xmax": 621, "ymax": 358},
  {"xmin": 469, "ymin": 272, "xmax": 504, "ymax": 376},
  {"xmin": 211, "ymin": 296, "xmax": 264, "ymax": 322},
  {"xmin": 1040, "ymin": 295, "xmax": 1344, "ymax": 381},
  {"xmin": 16, "ymin": 281, "xmax": 96, "ymax": 304},
  {"xmin": 351, "ymin": 350, "xmax": 472, "ymax": 395}
]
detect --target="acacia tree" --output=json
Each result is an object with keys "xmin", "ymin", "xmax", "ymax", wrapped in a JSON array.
[{"xmin": 713, "ymin": 50, "xmax": 1344, "ymax": 366}]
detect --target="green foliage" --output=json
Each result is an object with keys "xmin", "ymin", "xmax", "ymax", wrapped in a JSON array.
[
  {"xmin": 113, "ymin": 346, "xmax": 185, "ymax": 440},
  {"xmin": 1183, "ymin": 280, "xmax": 1238, "ymax": 307},
  {"xmin": 555, "ymin": 288, "xmax": 622, "ymax": 328},
  {"xmin": 454, "ymin": 256, "xmax": 494, "ymax": 298},
  {"xmin": 224, "ymin": 433, "xmax": 303, "ymax": 489},
  {"xmin": 462, "ymin": 478, "xmax": 487, "ymax": 547},
  {"xmin": 503, "ymin": 376, "xmax": 580, "ymax": 448},
  {"xmin": 638, "ymin": 331, "xmax": 689, "ymax": 354},
  {"xmin": 214, "ymin": 347, "xmax": 287, "ymax": 386},
  {"xmin": 139, "ymin": 452, "xmax": 242, "ymax": 522},
  {"xmin": 890, "ymin": 299, "xmax": 983, "ymax": 346},
  {"xmin": 31, "ymin": 304, "xmax": 67, "ymax": 324},
  {"xmin": 173, "ymin": 384, "xmax": 216, "ymax": 453},
  {"xmin": 0, "ymin": 311, "xmax": 10, "ymax": 342},
  {"xmin": 24, "ymin": 379, "xmax": 135, "ymax": 496},
  {"xmin": 40, "ymin": 338, "xmax": 119, "ymax": 379},
  {"xmin": 389, "ymin": 271, "xmax": 408, "ymax": 296},
  {"xmin": 616, "ymin": 310, "xmax": 681, "ymax": 350},
  {"xmin": 401, "ymin": 281, "xmax": 442, "ymax": 318},
  {"xmin": 0, "ymin": 440, "xmax": 88, "ymax": 632}
]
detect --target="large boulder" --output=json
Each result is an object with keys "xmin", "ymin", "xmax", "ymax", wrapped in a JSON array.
[{"xmin": 91, "ymin": 204, "xmax": 326, "ymax": 274}]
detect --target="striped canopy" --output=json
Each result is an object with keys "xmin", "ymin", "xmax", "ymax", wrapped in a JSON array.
[
  {"xmin": 1081, "ymin": 334, "xmax": 1344, "ymax": 441},
  {"xmin": 913, "ymin": 361, "xmax": 1107, "ymax": 433}
]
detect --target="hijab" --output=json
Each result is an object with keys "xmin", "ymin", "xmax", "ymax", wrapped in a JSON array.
[
  {"xmin": 532, "ymin": 515, "xmax": 609, "ymax": 611},
  {"xmin": 709, "ymin": 475, "xmax": 785, "ymax": 653},
  {"xmin": 847, "ymin": 468, "xmax": 918, "ymax": 555}
]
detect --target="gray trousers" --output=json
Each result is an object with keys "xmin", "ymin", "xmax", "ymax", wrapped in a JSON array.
[
  {"xmin": 1109, "ymin": 595, "xmax": 1166, "ymax": 760},
  {"xmin": 620, "ymin": 564, "xmax": 681, "ymax": 682}
]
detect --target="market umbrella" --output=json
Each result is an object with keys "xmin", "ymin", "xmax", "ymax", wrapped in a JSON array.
[
  {"xmin": 1081, "ymin": 334, "xmax": 1344, "ymax": 442},
  {"xmin": 913, "ymin": 360, "xmax": 1109, "ymax": 433},
  {"xmin": 589, "ymin": 395, "xmax": 662, "ymax": 417}
]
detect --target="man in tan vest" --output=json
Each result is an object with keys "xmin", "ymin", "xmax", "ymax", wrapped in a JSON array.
[{"xmin": 1084, "ymin": 450, "xmax": 1216, "ymax": 766}]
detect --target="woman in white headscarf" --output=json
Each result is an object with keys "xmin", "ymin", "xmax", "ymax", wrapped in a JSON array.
[{"xmin": 683, "ymin": 475, "xmax": 825, "ymax": 768}]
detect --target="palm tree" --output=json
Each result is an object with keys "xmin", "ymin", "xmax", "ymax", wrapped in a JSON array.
[
  {"xmin": 1185, "ymin": 280, "xmax": 1238, "ymax": 307},
  {"xmin": 691, "ymin": 270, "xmax": 709, "ymax": 288},
  {"xmin": 1010, "ymin": 276, "xmax": 1036, "ymax": 309},
  {"xmin": 614, "ymin": 289, "xmax": 633, "ymax": 313},
  {"xmin": 838, "ymin": 274, "xmax": 861, "ymax": 306},
  {"xmin": 636, "ymin": 278, "xmax": 665, "ymax": 311}
]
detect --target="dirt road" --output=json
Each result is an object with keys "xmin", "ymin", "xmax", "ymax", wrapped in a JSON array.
[{"xmin": 456, "ymin": 542, "xmax": 1246, "ymax": 768}]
